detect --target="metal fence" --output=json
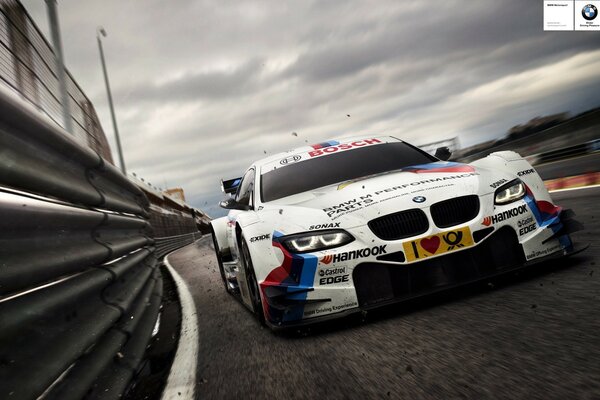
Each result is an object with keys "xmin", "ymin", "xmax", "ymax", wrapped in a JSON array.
[
  {"xmin": 0, "ymin": 82, "xmax": 199, "ymax": 399},
  {"xmin": 155, "ymin": 231, "xmax": 203, "ymax": 259},
  {"xmin": 0, "ymin": 0, "xmax": 113, "ymax": 162},
  {"xmin": 0, "ymin": 0, "xmax": 209, "ymax": 239},
  {"xmin": 0, "ymin": 2, "xmax": 206, "ymax": 396},
  {"xmin": 150, "ymin": 207, "xmax": 201, "ymax": 237}
]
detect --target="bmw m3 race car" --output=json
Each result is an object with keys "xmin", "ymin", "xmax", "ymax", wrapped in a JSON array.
[{"xmin": 211, "ymin": 135, "xmax": 582, "ymax": 329}]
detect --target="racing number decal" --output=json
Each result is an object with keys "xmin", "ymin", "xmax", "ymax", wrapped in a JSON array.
[{"xmin": 403, "ymin": 226, "xmax": 474, "ymax": 262}]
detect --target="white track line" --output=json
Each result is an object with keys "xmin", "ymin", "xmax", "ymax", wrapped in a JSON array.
[
  {"xmin": 549, "ymin": 183, "xmax": 600, "ymax": 193},
  {"xmin": 161, "ymin": 252, "xmax": 199, "ymax": 400}
]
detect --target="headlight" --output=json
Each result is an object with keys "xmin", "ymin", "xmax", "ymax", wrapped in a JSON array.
[
  {"xmin": 281, "ymin": 230, "xmax": 354, "ymax": 253},
  {"xmin": 494, "ymin": 179, "xmax": 525, "ymax": 205}
]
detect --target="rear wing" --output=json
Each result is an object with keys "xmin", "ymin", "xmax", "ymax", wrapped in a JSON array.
[{"xmin": 221, "ymin": 177, "xmax": 241, "ymax": 195}]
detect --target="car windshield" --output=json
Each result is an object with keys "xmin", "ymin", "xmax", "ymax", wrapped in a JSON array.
[{"xmin": 261, "ymin": 142, "xmax": 437, "ymax": 202}]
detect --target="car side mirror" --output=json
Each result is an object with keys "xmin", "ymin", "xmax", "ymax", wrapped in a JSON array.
[
  {"xmin": 219, "ymin": 197, "xmax": 251, "ymax": 211},
  {"xmin": 434, "ymin": 146, "xmax": 451, "ymax": 161}
]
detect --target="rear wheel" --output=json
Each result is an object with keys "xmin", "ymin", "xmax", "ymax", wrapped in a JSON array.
[{"xmin": 241, "ymin": 238, "xmax": 266, "ymax": 325}]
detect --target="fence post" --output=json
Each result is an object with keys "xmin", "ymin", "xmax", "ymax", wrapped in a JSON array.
[{"xmin": 45, "ymin": 0, "xmax": 72, "ymax": 134}]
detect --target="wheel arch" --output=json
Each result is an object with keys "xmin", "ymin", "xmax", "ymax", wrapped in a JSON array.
[
  {"xmin": 234, "ymin": 221, "xmax": 279, "ymax": 284},
  {"xmin": 235, "ymin": 223, "xmax": 243, "ymax": 246},
  {"xmin": 210, "ymin": 216, "xmax": 229, "ymax": 257}
]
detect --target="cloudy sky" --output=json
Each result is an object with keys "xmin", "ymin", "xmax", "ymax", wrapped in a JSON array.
[{"xmin": 21, "ymin": 0, "xmax": 600, "ymax": 217}]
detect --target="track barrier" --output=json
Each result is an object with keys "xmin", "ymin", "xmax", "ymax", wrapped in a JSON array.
[{"xmin": 0, "ymin": 84, "xmax": 200, "ymax": 399}]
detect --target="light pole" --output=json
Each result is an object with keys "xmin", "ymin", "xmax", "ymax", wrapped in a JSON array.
[
  {"xmin": 97, "ymin": 26, "xmax": 126, "ymax": 175},
  {"xmin": 45, "ymin": 0, "xmax": 72, "ymax": 134}
]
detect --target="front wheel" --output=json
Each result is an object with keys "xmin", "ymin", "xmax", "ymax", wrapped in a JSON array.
[{"xmin": 241, "ymin": 238, "xmax": 266, "ymax": 325}]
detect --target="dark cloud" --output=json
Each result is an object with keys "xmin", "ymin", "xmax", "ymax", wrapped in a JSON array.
[
  {"xmin": 115, "ymin": 58, "xmax": 266, "ymax": 103},
  {"xmin": 20, "ymin": 0, "xmax": 600, "ymax": 218}
]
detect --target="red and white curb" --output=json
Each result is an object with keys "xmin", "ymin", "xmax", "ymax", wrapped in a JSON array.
[
  {"xmin": 161, "ymin": 254, "xmax": 199, "ymax": 400},
  {"xmin": 544, "ymin": 172, "xmax": 600, "ymax": 191}
]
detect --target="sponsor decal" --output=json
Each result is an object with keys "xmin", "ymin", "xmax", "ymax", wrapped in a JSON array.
[
  {"xmin": 304, "ymin": 301, "xmax": 358, "ymax": 317},
  {"xmin": 526, "ymin": 244, "xmax": 561, "ymax": 260},
  {"xmin": 332, "ymin": 245, "xmax": 387, "ymax": 262},
  {"xmin": 250, "ymin": 233, "xmax": 271, "ymax": 242},
  {"xmin": 372, "ymin": 173, "xmax": 479, "ymax": 194},
  {"xmin": 517, "ymin": 169, "xmax": 535, "ymax": 176},
  {"xmin": 318, "ymin": 266, "xmax": 347, "ymax": 277},
  {"xmin": 323, "ymin": 173, "xmax": 479, "ymax": 219},
  {"xmin": 481, "ymin": 204, "xmax": 528, "ymax": 226},
  {"xmin": 412, "ymin": 196, "xmax": 426, "ymax": 203},
  {"xmin": 490, "ymin": 178, "xmax": 508, "ymax": 189},
  {"xmin": 403, "ymin": 226, "xmax": 474, "ymax": 262},
  {"xmin": 308, "ymin": 138, "xmax": 382, "ymax": 157},
  {"xmin": 310, "ymin": 140, "xmax": 340, "ymax": 150},
  {"xmin": 279, "ymin": 155, "xmax": 301, "ymax": 165},
  {"xmin": 323, "ymin": 195, "xmax": 375, "ymax": 218},
  {"xmin": 517, "ymin": 216, "xmax": 535, "ymax": 228},
  {"xmin": 320, "ymin": 255, "xmax": 333, "ymax": 264},
  {"xmin": 335, "ymin": 162, "xmax": 473, "ymax": 190},
  {"xmin": 309, "ymin": 223, "xmax": 341, "ymax": 230},
  {"xmin": 319, "ymin": 274, "xmax": 349, "ymax": 285},
  {"xmin": 519, "ymin": 223, "xmax": 537, "ymax": 236}
]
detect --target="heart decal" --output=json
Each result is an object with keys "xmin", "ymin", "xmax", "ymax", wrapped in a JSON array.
[{"xmin": 420, "ymin": 236, "xmax": 440, "ymax": 254}]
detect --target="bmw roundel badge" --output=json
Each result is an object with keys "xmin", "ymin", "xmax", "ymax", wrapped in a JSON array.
[
  {"xmin": 412, "ymin": 196, "xmax": 426, "ymax": 203},
  {"xmin": 583, "ymin": 4, "xmax": 597, "ymax": 20}
]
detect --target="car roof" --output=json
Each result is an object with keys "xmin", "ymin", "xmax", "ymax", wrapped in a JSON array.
[{"xmin": 256, "ymin": 134, "xmax": 403, "ymax": 174}]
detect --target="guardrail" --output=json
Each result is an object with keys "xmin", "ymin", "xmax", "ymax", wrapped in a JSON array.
[
  {"xmin": 0, "ymin": 86, "xmax": 198, "ymax": 399},
  {"xmin": 0, "ymin": 0, "xmax": 113, "ymax": 162},
  {"xmin": 530, "ymin": 139, "xmax": 600, "ymax": 165},
  {"xmin": 457, "ymin": 109, "xmax": 600, "ymax": 163},
  {"xmin": 156, "ymin": 232, "xmax": 203, "ymax": 259}
]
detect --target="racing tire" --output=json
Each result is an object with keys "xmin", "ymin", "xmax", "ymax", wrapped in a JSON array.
[
  {"xmin": 211, "ymin": 230, "xmax": 233, "ymax": 294},
  {"xmin": 241, "ymin": 238, "xmax": 266, "ymax": 326}
]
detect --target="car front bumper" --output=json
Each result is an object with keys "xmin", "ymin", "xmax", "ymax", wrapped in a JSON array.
[
  {"xmin": 263, "ymin": 229, "xmax": 584, "ymax": 330},
  {"xmin": 260, "ymin": 194, "xmax": 583, "ymax": 329}
]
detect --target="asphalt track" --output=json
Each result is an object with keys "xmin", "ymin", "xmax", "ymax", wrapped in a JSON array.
[
  {"xmin": 535, "ymin": 152, "xmax": 600, "ymax": 180},
  {"xmin": 168, "ymin": 186, "xmax": 599, "ymax": 400}
]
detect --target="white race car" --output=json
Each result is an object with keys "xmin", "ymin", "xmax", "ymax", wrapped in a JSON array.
[{"xmin": 211, "ymin": 135, "xmax": 581, "ymax": 329}]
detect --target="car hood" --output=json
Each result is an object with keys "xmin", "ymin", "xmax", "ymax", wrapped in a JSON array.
[{"xmin": 262, "ymin": 162, "xmax": 514, "ymax": 231}]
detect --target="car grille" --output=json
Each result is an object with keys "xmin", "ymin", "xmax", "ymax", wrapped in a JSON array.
[
  {"xmin": 430, "ymin": 195, "xmax": 480, "ymax": 228},
  {"xmin": 368, "ymin": 209, "xmax": 428, "ymax": 240}
]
